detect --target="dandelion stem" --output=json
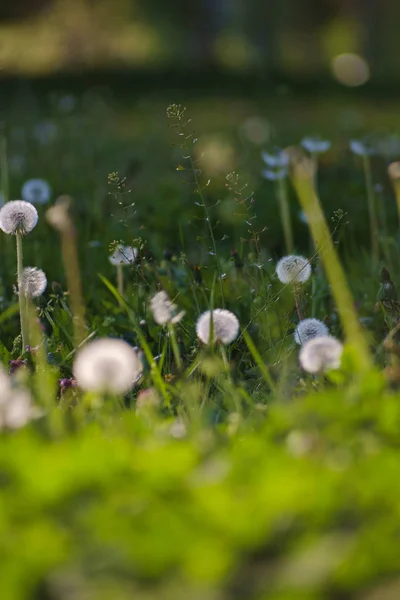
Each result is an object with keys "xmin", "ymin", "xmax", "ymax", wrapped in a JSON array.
[
  {"xmin": 116, "ymin": 264, "xmax": 124, "ymax": 296},
  {"xmin": 276, "ymin": 177, "xmax": 293, "ymax": 254},
  {"xmin": 293, "ymin": 285, "xmax": 304, "ymax": 320},
  {"xmin": 362, "ymin": 154, "xmax": 379, "ymax": 268},
  {"xmin": 288, "ymin": 148, "xmax": 373, "ymax": 374},
  {"xmin": 168, "ymin": 322, "xmax": 182, "ymax": 372},
  {"xmin": 16, "ymin": 233, "xmax": 29, "ymax": 351}
]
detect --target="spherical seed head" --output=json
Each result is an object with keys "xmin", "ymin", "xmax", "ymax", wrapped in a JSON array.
[
  {"xmin": 109, "ymin": 245, "xmax": 137, "ymax": 266},
  {"xmin": 196, "ymin": 309, "xmax": 240, "ymax": 345},
  {"xmin": 276, "ymin": 255, "xmax": 311, "ymax": 284},
  {"xmin": 294, "ymin": 318, "xmax": 329, "ymax": 345},
  {"xmin": 73, "ymin": 338, "xmax": 143, "ymax": 394},
  {"xmin": 21, "ymin": 179, "xmax": 52, "ymax": 205},
  {"xmin": 0, "ymin": 200, "xmax": 38, "ymax": 235},
  {"xmin": 20, "ymin": 267, "xmax": 47, "ymax": 298},
  {"xmin": 150, "ymin": 290, "xmax": 185, "ymax": 325},
  {"xmin": 299, "ymin": 336, "xmax": 343, "ymax": 374}
]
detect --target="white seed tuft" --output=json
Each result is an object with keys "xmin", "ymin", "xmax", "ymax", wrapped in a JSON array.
[
  {"xmin": 73, "ymin": 338, "xmax": 143, "ymax": 394},
  {"xmin": 20, "ymin": 267, "xmax": 47, "ymax": 298},
  {"xmin": 0, "ymin": 200, "xmax": 38, "ymax": 235},
  {"xmin": 294, "ymin": 318, "xmax": 329, "ymax": 345},
  {"xmin": 299, "ymin": 336, "xmax": 343, "ymax": 374},
  {"xmin": 276, "ymin": 255, "xmax": 311, "ymax": 284},
  {"xmin": 196, "ymin": 309, "xmax": 239, "ymax": 345},
  {"xmin": 150, "ymin": 291, "xmax": 185, "ymax": 325},
  {"xmin": 0, "ymin": 366, "xmax": 37, "ymax": 430},
  {"xmin": 301, "ymin": 137, "xmax": 331, "ymax": 154},
  {"xmin": 109, "ymin": 245, "xmax": 137, "ymax": 266},
  {"xmin": 21, "ymin": 179, "xmax": 52, "ymax": 205}
]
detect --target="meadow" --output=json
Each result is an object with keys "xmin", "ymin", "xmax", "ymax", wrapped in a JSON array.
[{"xmin": 1, "ymin": 86, "xmax": 400, "ymax": 599}]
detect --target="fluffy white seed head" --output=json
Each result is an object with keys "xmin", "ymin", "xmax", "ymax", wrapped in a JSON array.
[
  {"xmin": 299, "ymin": 336, "xmax": 343, "ymax": 374},
  {"xmin": 276, "ymin": 255, "xmax": 311, "ymax": 284},
  {"xmin": 294, "ymin": 318, "xmax": 329, "ymax": 345},
  {"xmin": 0, "ymin": 366, "xmax": 37, "ymax": 430},
  {"xmin": 0, "ymin": 200, "xmax": 38, "ymax": 235},
  {"xmin": 109, "ymin": 245, "xmax": 137, "ymax": 266},
  {"xmin": 150, "ymin": 291, "xmax": 185, "ymax": 325},
  {"xmin": 73, "ymin": 338, "xmax": 143, "ymax": 394},
  {"xmin": 20, "ymin": 267, "xmax": 47, "ymax": 298},
  {"xmin": 196, "ymin": 309, "xmax": 240, "ymax": 345},
  {"xmin": 21, "ymin": 179, "xmax": 52, "ymax": 205}
]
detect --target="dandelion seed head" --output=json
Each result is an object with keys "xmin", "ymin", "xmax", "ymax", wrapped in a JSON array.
[
  {"xmin": 20, "ymin": 267, "xmax": 47, "ymax": 298},
  {"xmin": 150, "ymin": 291, "xmax": 185, "ymax": 325},
  {"xmin": 73, "ymin": 338, "xmax": 143, "ymax": 394},
  {"xmin": 0, "ymin": 200, "xmax": 38, "ymax": 235},
  {"xmin": 276, "ymin": 255, "xmax": 311, "ymax": 284},
  {"xmin": 294, "ymin": 318, "xmax": 329, "ymax": 345},
  {"xmin": 109, "ymin": 245, "xmax": 137, "ymax": 266},
  {"xmin": 22, "ymin": 179, "xmax": 52, "ymax": 205},
  {"xmin": 299, "ymin": 336, "xmax": 343, "ymax": 374},
  {"xmin": 196, "ymin": 309, "xmax": 239, "ymax": 345},
  {"xmin": 0, "ymin": 366, "xmax": 37, "ymax": 430}
]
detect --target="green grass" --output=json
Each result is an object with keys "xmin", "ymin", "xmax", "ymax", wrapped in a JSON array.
[{"xmin": 1, "ymin": 90, "xmax": 400, "ymax": 598}]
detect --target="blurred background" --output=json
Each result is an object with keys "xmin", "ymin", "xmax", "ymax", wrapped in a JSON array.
[
  {"xmin": 0, "ymin": 0, "xmax": 396, "ymax": 83},
  {"xmin": 0, "ymin": 0, "xmax": 399, "ymax": 269}
]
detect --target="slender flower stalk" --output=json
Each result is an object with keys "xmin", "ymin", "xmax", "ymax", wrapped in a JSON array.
[
  {"xmin": 47, "ymin": 196, "xmax": 86, "ymax": 346},
  {"xmin": 16, "ymin": 233, "xmax": 29, "ymax": 349},
  {"xmin": 287, "ymin": 146, "xmax": 373, "ymax": 374},
  {"xmin": 362, "ymin": 153, "xmax": 378, "ymax": 267},
  {"xmin": 276, "ymin": 176, "xmax": 293, "ymax": 254},
  {"xmin": 388, "ymin": 162, "xmax": 400, "ymax": 228}
]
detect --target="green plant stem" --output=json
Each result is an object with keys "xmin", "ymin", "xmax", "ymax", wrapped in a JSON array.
[
  {"xmin": 276, "ymin": 177, "xmax": 294, "ymax": 254},
  {"xmin": 168, "ymin": 322, "xmax": 182, "ymax": 372},
  {"xmin": 16, "ymin": 234, "xmax": 29, "ymax": 351},
  {"xmin": 289, "ymin": 152, "xmax": 373, "ymax": 375},
  {"xmin": 362, "ymin": 154, "xmax": 379, "ymax": 268},
  {"xmin": 116, "ymin": 264, "xmax": 124, "ymax": 296}
]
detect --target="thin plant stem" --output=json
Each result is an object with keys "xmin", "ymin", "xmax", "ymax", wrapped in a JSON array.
[
  {"xmin": 362, "ymin": 154, "xmax": 379, "ymax": 268},
  {"xmin": 168, "ymin": 322, "xmax": 182, "ymax": 372},
  {"xmin": 276, "ymin": 177, "xmax": 294, "ymax": 254},
  {"xmin": 288, "ymin": 149, "xmax": 373, "ymax": 375},
  {"xmin": 293, "ymin": 285, "xmax": 304, "ymax": 320},
  {"xmin": 16, "ymin": 234, "xmax": 29, "ymax": 351},
  {"xmin": 116, "ymin": 264, "xmax": 124, "ymax": 296}
]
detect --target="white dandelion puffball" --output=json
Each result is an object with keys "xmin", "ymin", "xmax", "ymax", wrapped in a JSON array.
[
  {"xmin": 0, "ymin": 200, "xmax": 38, "ymax": 235},
  {"xmin": 276, "ymin": 255, "xmax": 311, "ymax": 284},
  {"xmin": 22, "ymin": 179, "xmax": 52, "ymax": 205},
  {"xmin": 150, "ymin": 290, "xmax": 185, "ymax": 325},
  {"xmin": 20, "ymin": 267, "xmax": 47, "ymax": 298},
  {"xmin": 294, "ymin": 318, "xmax": 329, "ymax": 345},
  {"xmin": 73, "ymin": 338, "xmax": 143, "ymax": 394},
  {"xmin": 299, "ymin": 336, "xmax": 343, "ymax": 374},
  {"xmin": 196, "ymin": 309, "xmax": 240, "ymax": 345},
  {"xmin": 0, "ymin": 366, "xmax": 36, "ymax": 430},
  {"xmin": 109, "ymin": 245, "xmax": 137, "ymax": 266}
]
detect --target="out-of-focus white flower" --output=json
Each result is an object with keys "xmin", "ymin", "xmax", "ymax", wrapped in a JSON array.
[
  {"xmin": 0, "ymin": 367, "xmax": 37, "ymax": 430},
  {"xmin": 150, "ymin": 291, "xmax": 185, "ymax": 325},
  {"xmin": 349, "ymin": 139, "xmax": 376, "ymax": 157},
  {"xmin": 22, "ymin": 179, "xmax": 52, "ymax": 205},
  {"xmin": 20, "ymin": 267, "xmax": 47, "ymax": 298},
  {"xmin": 0, "ymin": 200, "xmax": 38, "ymax": 235},
  {"xmin": 294, "ymin": 318, "xmax": 329, "ymax": 345},
  {"xmin": 73, "ymin": 338, "xmax": 142, "ymax": 394},
  {"xmin": 109, "ymin": 245, "xmax": 137, "ymax": 266},
  {"xmin": 299, "ymin": 335, "xmax": 343, "ymax": 374},
  {"xmin": 262, "ymin": 168, "xmax": 287, "ymax": 181},
  {"xmin": 33, "ymin": 121, "xmax": 58, "ymax": 145},
  {"xmin": 276, "ymin": 255, "xmax": 311, "ymax": 284},
  {"xmin": 301, "ymin": 136, "xmax": 331, "ymax": 154},
  {"xmin": 262, "ymin": 149, "xmax": 289, "ymax": 168},
  {"xmin": 59, "ymin": 94, "xmax": 76, "ymax": 113},
  {"xmin": 196, "ymin": 309, "xmax": 239, "ymax": 345}
]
